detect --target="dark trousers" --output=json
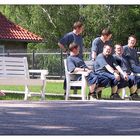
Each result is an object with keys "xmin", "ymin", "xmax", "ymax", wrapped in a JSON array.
[
  {"xmin": 98, "ymin": 72, "xmax": 118, "ymax": 87},
  {"xmin": 85, "ymin": 72, "xmax": 98, "ymax": 86},
  {"xmin": 136, "ymin": 76, "xmax": 140, "ymax": 88},
  {"xmin": 130, "ymin": 65, "xmax": 140, "ymax": 88},
  {"xmin": 132, "ymin": 65, "xmax": 140, "ymax": 73},
  {"xmin": 95, "ymin": 73, "xmax": 110, "ymax": 87},
  {"xmin": 118, "ymin": 75, "xmax": 136, "ymax": 89}
]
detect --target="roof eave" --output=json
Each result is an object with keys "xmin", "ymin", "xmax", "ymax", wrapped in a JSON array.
[{"xmin": 0, "ymin": 38, "xmax": 44, "ymax": 43}]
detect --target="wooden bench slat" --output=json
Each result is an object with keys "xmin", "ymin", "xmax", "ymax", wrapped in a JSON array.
[
  {"xmin": 0, "ymin": 75, "xmax": 26, "ymax": 78},
  {"xmin": 5, "ymin": 62, "xmax": 25, "ymax": 66},
  {"xmin": 5, "ymin": 66, "xmax": 26, "ymax": 70},
  {"xmin": 0, "ymin": 56, "xmax": 48, "ymax": 100},
  {"xmin": 3, "ymin": 57, "xmax": 24, "ymax": 61},
  {"xmin": 5, "ymin": 71, "xmax": 26, "ymax": 75}
]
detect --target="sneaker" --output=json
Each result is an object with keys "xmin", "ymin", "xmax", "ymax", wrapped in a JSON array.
[
  {"xmin": 88, "ymin": 92, "xmax": 97, "ymax": 101},
  {"xmin": 0, "ymin": 91, "xmax": 5, "ymax": 96},
  {"xmin": 110, "ymin": 93, "xmax": 122, "ymax": 100},
  {"xmin": 129, "ymin": 93, "xmax": 140, "ymax": 101}
]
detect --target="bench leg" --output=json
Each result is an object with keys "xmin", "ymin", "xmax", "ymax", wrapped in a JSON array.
[
  {"xmin": 65, "ymin": 84, "xmax": 70, "ymax": 100},
  {"xmin": 41, "ymin": 80, "xmax": 46, "ymax": 100},
  {"xmin": 24, "ymin": 85, "xmax": 29, "ymax": 100},
  {"xmin": 81, "ymin": 76, "xmax": 87, "ymax": 100},
  {"xmin": 81, "ymin": 86, "xmax": 86, "ymax": 100},
  {"xmin": 122, "ymin": 88, "xmax": 127, "ymax": 99}
]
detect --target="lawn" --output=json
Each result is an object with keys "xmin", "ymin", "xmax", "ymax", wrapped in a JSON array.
[{"xmin": 0, "ymin": 81, "xmax": 129, "ymax": 100}]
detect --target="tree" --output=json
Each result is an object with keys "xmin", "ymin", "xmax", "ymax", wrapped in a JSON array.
[
  {"xmin": 79, "ymin": 5, "xmax": 140, "ymax": 47},
  {"xmin": 0, "ymin": 5, "xmax": 81, "ymax": 50},
  {"xmin": 0, "ymin": 5, "xmax": 140, "ymax": 50}
]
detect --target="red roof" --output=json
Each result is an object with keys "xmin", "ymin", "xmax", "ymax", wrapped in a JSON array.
[{"xmin": 0, "ymin": 12, "xmax": 43, "ymax": 42}]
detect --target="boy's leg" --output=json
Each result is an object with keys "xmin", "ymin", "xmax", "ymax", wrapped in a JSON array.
[{"xmin": 95, "ymin": 74, "xmax": 110, "ymax": 99}]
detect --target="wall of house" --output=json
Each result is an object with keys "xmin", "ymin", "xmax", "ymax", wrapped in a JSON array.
[{"xmin": 0, "ymin": 41, "xmax": 27, "ymax": 53}]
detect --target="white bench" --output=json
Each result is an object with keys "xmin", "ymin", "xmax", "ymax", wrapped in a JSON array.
[
  {"xmin": 64, "ymin": 59, "xmax": 130, "ymax": 100},
  {"xmin": 64, "ymin": 59, "xmax": 88, "ymax": 100},
  {"xmin": 0, "ymin": 56, "xmax": 48, "ymax": 100}
]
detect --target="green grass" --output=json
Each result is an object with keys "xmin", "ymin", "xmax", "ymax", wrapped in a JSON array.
[
  {"xmin": 0, "ymin": 82, "xmax": 65, "ymax": 100},
  {"xmin": 0, "ymin": 82, "xmax": 64, "ymax": 93},
  {"xmin": 0, "ymin": 82, "xmax": 130, "ymax": 100}
]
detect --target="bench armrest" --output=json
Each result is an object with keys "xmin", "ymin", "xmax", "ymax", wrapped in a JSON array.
[
  {"xmin": 29, "ymin": 69, "xmax": 48, "ymax": 80},
  {"xmin": 69, "ymin": 71, "xmax": 89, "ymax": 76}
]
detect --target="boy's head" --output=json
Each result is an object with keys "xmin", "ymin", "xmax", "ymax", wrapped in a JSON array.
[
  {"xmin": 73, "ymin": 21, "xmax": 84, "ymax": 34},
  {"xmin": 69, "ymin": 42, "xmax": 79, "ymax": 55},
  {"xmin": 101, "ymin": 28, "xmax": 112, "ymax": 41},
  {"xmin": 128, "ymin": 35, "xmax": 137, "ymax": 48}
]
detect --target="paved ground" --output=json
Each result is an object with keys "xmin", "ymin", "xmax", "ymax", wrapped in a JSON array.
[{"xmin": 0, "ymin": 100, "xmax": 140, "ymax": 135}]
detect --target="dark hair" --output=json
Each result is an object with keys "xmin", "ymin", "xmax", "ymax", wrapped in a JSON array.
[
  {"xmin": 128, "ymin": 35, "xmax": 137, "ymax": 40},
  {"xmin": 69, "ymin": 42, "xmax": 79, "ymax": 51},
  {"xmin": 101, "ymin": 28, "xmax": 112, "ymax": 36},
  {"xmin": 103, "ymin": 44, "xmax": 112, "ymax": 49},
  {"xmin": 73, "ymin": 21, "xmax": 83, "ymax": 29},
  {"xmin": 114, "ymin": 44, "xmax": 123, "ymax": 50},
  {"xmin": 114, "ymin": 44, "xmax": 122, "ymax": 48}
]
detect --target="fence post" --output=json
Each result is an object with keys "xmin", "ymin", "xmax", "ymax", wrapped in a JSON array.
[
  {"xmin": 60, "ymin": 49, "xmax": 63, "ymax": 79},
  {"xmin": 32, "ymin": 50, "xmax": 35, "ymax": 78},
  {"xmin": 32, "ymin": 50, "xmax": 35, "ymax": 69}
]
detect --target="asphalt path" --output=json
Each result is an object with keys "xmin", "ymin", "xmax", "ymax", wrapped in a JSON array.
[{"xmin": 0, "ymin": 100, "xmax": 140, "ymax": 135}]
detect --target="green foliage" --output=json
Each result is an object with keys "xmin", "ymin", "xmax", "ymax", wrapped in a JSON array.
[
  {"xmin": 80, "ymin": 5, "xmax": 140, "ymax": 47},
  {"xmin": 0, "ymin": 5, "xmax": 81, "ymax": 50},
  {"xmin": 38, "ymin": 5, "xmax": 80, "ymax": 48},
  {"xmin": 0, "ymin": 5, "xmax": 140, "ymax": 50},
  {"xmin": 34, "ymin": 53, "xmax": 63, "ymax": 76}
]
